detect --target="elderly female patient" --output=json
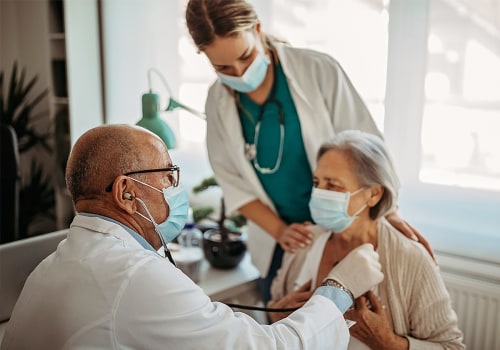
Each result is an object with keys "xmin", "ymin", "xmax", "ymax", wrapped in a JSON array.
[{"xmin": 268, "ymin": 130, "xmax": 465, "ymax": 349}]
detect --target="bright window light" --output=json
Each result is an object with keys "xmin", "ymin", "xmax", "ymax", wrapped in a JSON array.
[{"xmin": 463, "ymin": 39, "xmax": 500, "ymax": 101}]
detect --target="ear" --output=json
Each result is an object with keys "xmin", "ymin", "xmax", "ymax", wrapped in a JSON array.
[
  {"xmin": 366, "ymin": 185, "xmax": 384, "ymax": 208},
  {"xmin": 111, "ymin": 176, "xmax": 137, "ymax": 214},
  {"xmin": 254, "ymin": 21, "xmax": 262, "ymax": 35}
]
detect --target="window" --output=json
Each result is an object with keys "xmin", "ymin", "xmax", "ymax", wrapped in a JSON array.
[
  {"xmin": 384, "ymin": 0, "xmax": 500, "ymax": 264},
  {"xmin": 422, "ymin": 0, "xmax": 500, "ymax": 191}
]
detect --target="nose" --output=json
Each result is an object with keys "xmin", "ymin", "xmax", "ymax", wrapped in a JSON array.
[{"xmin": 226, "ymin": 61, "xmax": 248, "ymax": 77}]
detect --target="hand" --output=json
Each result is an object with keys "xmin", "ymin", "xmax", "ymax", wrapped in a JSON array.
[
  {"xmin": 325, "ymin": 243, "xmax": 383, "ymax": 299},
  {"xmin": 385, "ymin": 211, "xmax": 436, "ymax": 263},
  {"xmin": 346, "ymin": 291, "xmax": 409, "ymax": 350},
  {"xmin": 277, "ymin": 223, "xmax": 314, "ymax": 253},
  {"xmin": 267, "ymin": 280, "xmax": 313, "ymax": 323}
]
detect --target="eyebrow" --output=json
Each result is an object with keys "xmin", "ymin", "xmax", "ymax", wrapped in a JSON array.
[
  {"xmin": 239, "ymin": 45, "xmax": 253, "ymax": 59},
  {"xmin": 313, "ymin": 175, "xmax": 344, "ymax": 184}
]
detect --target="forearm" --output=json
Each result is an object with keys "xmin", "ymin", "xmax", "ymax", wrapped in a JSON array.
[
  {"xmin": 239, "ymin": 199, "xmax": 286, "ymax": 240},
  {"xmin": 372, "ymin": 335, "xmax": 409, "ymax": 350}
]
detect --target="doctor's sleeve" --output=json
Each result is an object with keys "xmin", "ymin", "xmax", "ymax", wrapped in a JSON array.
[
  {"xmin": 115, "ymin": 257, "xmax": 350, "ymax": 350},
  {"xmin": 204, "ymin": 88, "xmax": 259, "ymax": 215}
]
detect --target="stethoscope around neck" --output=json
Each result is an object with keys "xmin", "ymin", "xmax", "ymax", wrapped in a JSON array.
[{"xmin": 243, "ymin": 63, "xmax": 285, "ymax": 175}]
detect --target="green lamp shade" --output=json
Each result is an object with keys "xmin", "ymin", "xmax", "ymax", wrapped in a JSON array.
[{"xmin": 137, "ymin": 93, "xmax": 176, "ymax": 149}]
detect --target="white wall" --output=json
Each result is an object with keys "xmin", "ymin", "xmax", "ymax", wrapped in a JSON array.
[
  {"xmin": 64, "ymin": 0, "xmax": 104, "ymax": 144},
  {"xmin": 100, "ymin": 0, "xmax": 180, "ymax": 127}
]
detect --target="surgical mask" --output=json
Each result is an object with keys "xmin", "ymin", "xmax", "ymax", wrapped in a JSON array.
[
  {"xmin": 216, "ymin": 50, "xmax": 270, "ymax": 93},
  {"xmin": 309, "ymin": 187, "xmax": 367, "ymax": 233},
  {"xmin": 129, "ymin": 178, "xmax": 189, "ymax": 246}
]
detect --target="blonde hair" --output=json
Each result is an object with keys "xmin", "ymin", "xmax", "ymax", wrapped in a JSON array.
[{"xmin": 186, "ymin": 0, "xmax": 271, "ymax": 52}]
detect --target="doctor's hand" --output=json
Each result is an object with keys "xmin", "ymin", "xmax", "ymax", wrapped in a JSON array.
[
  {"xmin": 277, "ymin": 223, "xmax": 314, "ymax": 253},
  {"xmin": 325, "ymin": 243, "xmax": 383, "ymax": 299},
  {"xmin": 346, "ymin": 291, "xmax": 409, "ymax": 350}
]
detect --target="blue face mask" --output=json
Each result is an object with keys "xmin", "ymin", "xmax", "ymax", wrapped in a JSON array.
[
  {"xmin": 216, "ymin": 49, "xmax": 270, "ymax": 93},
  {"xmin": 309, "ymin": 187, "xmax": 367, "ymax": 233},
  {"xmin": 129, "ymin": 178, "xmax": 189, "ymax": 246}
]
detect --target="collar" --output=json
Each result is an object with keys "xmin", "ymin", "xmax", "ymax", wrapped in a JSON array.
[{"xmin": 77, "ymin": 213, "xmax": 157, "ymax": 253}]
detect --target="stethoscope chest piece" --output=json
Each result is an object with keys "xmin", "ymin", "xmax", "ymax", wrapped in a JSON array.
[{"xmin": 244, "ymin": 143, "xmax": 257, "ymax": 160}]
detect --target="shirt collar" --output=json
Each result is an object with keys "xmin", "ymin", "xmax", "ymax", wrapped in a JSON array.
[{"xmin": 78, "ymin": 212, "xmax": 157, "ymax": 253}]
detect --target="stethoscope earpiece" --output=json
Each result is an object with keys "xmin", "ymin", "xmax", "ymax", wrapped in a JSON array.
[{"xmin": 123, "ymin": 192, "xmax": 133, "ymax": 200}]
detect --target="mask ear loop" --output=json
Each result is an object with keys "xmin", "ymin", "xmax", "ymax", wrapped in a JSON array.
[
  {"xmin": 134, "ymin": 197, "xmax": 176, "ymax": 266},
  {"xmin": 349, "ymin": 187, "xmax": 369, "ymax": 217}
]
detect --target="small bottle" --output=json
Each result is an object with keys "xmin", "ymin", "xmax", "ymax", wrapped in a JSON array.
[
  {"xmin": 179, "ymin": 208, "xmax": 203, "ymax": 248},
  {"xmin": 176, "ymin": 208, "xmax": 203, "ymax": 283}
]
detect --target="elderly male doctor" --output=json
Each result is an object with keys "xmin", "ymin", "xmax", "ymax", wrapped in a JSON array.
[{"xmin": 1, "ymin": 124, "xmax": 383, "ymax": 350}]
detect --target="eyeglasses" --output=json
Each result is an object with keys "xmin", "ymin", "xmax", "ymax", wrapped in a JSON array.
[{"xmin": 105, "ymin": 165, "xmax": 180, "ymax": 192}]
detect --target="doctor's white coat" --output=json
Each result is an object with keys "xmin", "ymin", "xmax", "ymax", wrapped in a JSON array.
[{"xmin": 1, "ymin": 215, "xmax": 350, "ymax": 350}]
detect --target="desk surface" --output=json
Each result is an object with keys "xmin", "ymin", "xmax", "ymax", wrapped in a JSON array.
[
  {"xmin": 198, "ymin": 253, "xmax": 260, "ymax": 301},
  {"xmin": 0, "ymin": 253, "xmax": 260, "ymax": 342}
]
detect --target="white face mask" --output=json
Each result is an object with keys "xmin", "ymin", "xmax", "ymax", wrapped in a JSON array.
[
  {"xmin": 216, "ymin": 49, "xmax": 270, "ymax": 93},
  {"xmin": 309, "ymin": 187, "xmax": 367, "ymax": 233}
]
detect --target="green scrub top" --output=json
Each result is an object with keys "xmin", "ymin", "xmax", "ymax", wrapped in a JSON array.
[{"xmin": 238, "ymin": 62, "xmax": 313, "ymax": 224}]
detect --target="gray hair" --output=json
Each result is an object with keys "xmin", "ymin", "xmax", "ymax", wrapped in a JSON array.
[{"xmin": 317, "ymin": 130, "xmax": 400, "ymax": 219}]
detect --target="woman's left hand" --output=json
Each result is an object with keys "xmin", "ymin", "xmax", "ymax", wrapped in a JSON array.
[
  {"xmin": 346, "ymin": 291, "xmax": 409, "ymax": 350},
  {"xmin": 386, "ymin": 211, "xmax": 436, "ymax": 262}
]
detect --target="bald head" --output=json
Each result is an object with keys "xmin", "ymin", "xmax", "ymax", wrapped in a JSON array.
[{"xmin": 65, "ymin": 124, "xmax": 167, "ymax": 203}]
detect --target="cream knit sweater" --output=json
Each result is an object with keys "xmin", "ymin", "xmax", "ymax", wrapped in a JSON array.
[{"xmin": 270, "ymin": 219, "xmax": 465, "ymax": 349}]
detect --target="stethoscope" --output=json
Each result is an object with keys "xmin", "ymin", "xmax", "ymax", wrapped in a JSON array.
[{"xmin": 242, "ymin": 61, "xmax": 285, "ymax": 175}]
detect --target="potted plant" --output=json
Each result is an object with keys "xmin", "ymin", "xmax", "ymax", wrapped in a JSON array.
[
  {"xmin": 1, "ymin": 62, "xmax": 56, "ymax": 240},
  {"xmin": 192, "ymin": 176, "xmax": 247, "ymax": 269}
]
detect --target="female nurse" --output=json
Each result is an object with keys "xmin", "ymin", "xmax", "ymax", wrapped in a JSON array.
[{"xmin": 185, "ymin": 0, "xmax": 432, "ymax": 304}]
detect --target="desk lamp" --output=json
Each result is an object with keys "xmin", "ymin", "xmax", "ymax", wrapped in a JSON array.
[{"xmin": 137, "ymin": 68, "xmax": 205, "ymax": 149}]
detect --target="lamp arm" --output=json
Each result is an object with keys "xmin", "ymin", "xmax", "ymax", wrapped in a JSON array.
[
  {"xmin": 167, "ymin": 99, "xmax": 206, "ymax": 120},
  {"xmin": 147, "ymin": 68, "xmax": 206, "ymax": 120}
]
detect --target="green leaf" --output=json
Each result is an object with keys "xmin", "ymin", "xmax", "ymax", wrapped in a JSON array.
[
  {"xmin": 0, "ymin": 61, "xmax": 51, "ymax": 155},
  {"xmin": 18, "ymin": 159, "xmax": 55, "ymax": 238},
  {"xmin": 192, "ymin": 176, "xmax": 218, "ymax": 193}
]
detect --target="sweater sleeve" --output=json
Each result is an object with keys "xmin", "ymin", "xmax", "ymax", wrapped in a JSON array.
[{"xmin": 404, "ymin": 244, "xmax": 465, "ymax": 350}]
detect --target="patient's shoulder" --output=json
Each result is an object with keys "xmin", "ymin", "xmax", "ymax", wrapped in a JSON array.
[{"xmin": 378, "ymin": 218, "xmax": 433, "ymax": 266}]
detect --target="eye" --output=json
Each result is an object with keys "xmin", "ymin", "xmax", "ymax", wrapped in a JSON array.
[
  {"xmin": 214, "ymin": 65, "xmax": 229, "ymax": 72},
  {"xmin": 240, "ymin": 52, "xmax": 253, "ymax": 61},
  {"xmin": 326, "ymin": 182, "xmax": 343, "ymax": 191},
  {"xmin": 312, "ymin": 179, "xmax": 319, "ymax": 188}
]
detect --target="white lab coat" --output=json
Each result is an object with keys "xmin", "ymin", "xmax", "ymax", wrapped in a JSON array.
[
  {"xmin": 1, "ymin": 214, "xmax": 350, "ymax": 350},
  {"xmin": 205, "ymin": 41, "xmax": 382, "ymax": 276}
]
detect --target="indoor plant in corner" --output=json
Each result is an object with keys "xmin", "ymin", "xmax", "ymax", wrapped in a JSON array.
[
  {"xmin": 192, "ymin": 176, "xmax": 247, "ymax": 269},
  {"xmin": 0, "ymin": 62, "xmax": 55, "ymax": 240}
]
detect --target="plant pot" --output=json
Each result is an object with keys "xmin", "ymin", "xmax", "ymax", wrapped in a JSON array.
[{"xmin": 202, "ymin": 228, "xmax": 247, "ymax": 269}]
